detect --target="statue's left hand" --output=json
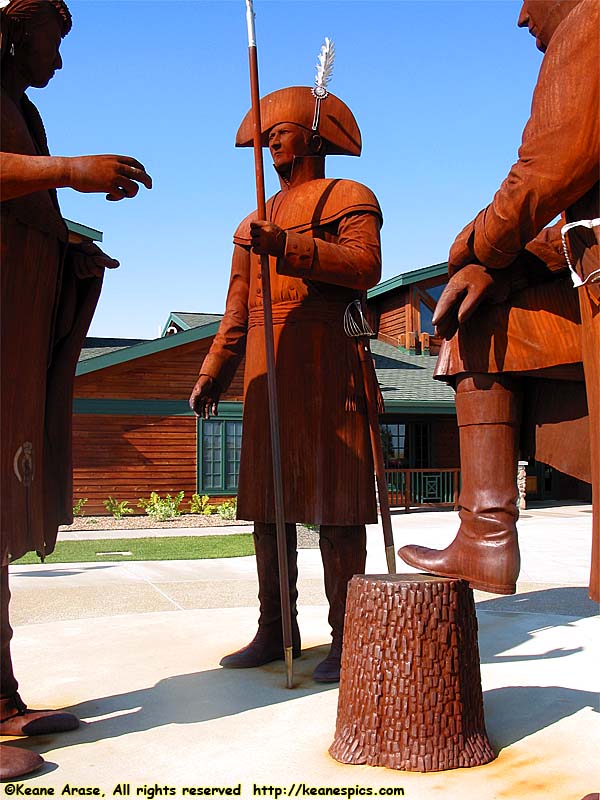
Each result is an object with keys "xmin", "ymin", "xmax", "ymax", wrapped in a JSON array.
[
  {"xmin": 432, "ymin": 264, "xmax": 510, "ymax": 340},
  {"xmin": 250, "ymin": 221, "xmax": 286, "ymax": 257},
  {"xmin": 69, "ymin": 241, "xmax": 119, "ymax": 279}
]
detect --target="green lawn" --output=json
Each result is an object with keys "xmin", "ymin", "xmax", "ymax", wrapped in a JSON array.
[{"xmin": 13, "ymin": 535, "xmax": 255, "ymax": 564}]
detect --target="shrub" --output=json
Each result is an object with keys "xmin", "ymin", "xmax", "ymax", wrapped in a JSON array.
[
  {"xmin": 189, "ymin": 493, "xmax": 216, "ymax": 515},
  {"xmin": 103, "ymin": 497, "xmax": 134, "ymax": 519},
  {"xmin": 138, "ymin": 491, "xmax": 185, "ymax": 521},
  {"xmin": 73, "ymin": 497, "xmax": 88, "ymax": 517},
  {"xmin": 217, "ymin": 499, "xmax": 237, "ymax": 521}
]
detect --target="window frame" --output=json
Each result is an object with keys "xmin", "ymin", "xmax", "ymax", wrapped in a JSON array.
[{"xmin": 196, "ymin": 416, "xmax": 243, "ymax": 495}]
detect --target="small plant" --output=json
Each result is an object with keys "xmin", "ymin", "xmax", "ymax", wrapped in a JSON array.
[
  {"xmin": 138, "ymin": 491, "xmax": 185, "ymax": 521},
  {"xmin": 217, "ymin": 499, "xmax": 237, "ymax": 521},
  {"xmin": 103, "ymin": 496, "xmax": 134, "ymax": 519},
  {"xmin": 189, "ymin": 493, "xmax": 216, "ymax": 515},
  {"xmin": 73, "ymin": 497, "xmax": 88, "ymax": 517}
]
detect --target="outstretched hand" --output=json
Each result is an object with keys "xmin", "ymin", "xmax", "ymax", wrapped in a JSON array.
[
  {"xmin": 68, "ymin": 155, "xmax": 152, "ymax": 201},
  {"xmin": 69, "ymin": 241, "xmax": 119, "ymax": 279},
  {"xmin": 433, "ymin": 264, "xmax": 511, "ymax": 340},
  {"xmin": 189, "ymin": 375, "xmax": 221, "ymax": 419}
]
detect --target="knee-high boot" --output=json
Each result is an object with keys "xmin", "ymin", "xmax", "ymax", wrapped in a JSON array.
[
  {"xmin": 313, "ymin": 525, "xmax": 367, "ymax": 683},
  {"xmin": 0, "ymin": 565, "xmax": 78, "ymax": 779},
  {"xmin": 398, "ymin": 375, "xmax": 522, "ymax": 595},
  {"xmin": 219, "ymin": 523, "xmax": 301, "ymax": 668}
]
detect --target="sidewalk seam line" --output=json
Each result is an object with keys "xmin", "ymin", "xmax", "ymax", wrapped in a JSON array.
[{"xmin": 124, "ymin": 565, "xmax": 186, "ymax": 611}]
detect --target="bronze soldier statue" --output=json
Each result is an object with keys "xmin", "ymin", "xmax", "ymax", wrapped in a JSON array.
[
  {"xmin": 399, "ymin": 0, "xmax": 599, "ymax": 602},
  {"xmin": 190, "ymin": 84, "xmax": 382, "ymax": 682},
  {"xmin": 1, "ymin": 0, "xmax": 152, "ymax": 778}
]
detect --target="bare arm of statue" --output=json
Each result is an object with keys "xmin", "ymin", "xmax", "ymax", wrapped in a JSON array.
[{"xmin": 0, "ymin": 152, "xmax": 152, "ymax": 202}]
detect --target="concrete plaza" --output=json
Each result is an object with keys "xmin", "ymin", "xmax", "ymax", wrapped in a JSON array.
[{"xmin": 2, "ymin": 503, "xmax": 599, "ymax": 799}]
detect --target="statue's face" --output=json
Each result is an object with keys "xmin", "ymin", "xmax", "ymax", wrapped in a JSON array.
[
  {"xmin": 518, "ymin": 1, "xmax": 549, "ymax": 50},
  {"xmin": 268, "ymin": 123, "xmax": 314, "ymax": 175},
  {"xmin": 16, "ymin": 14, "xmax": 63, "ymax": 88},
  {"xmin": 518, "ymin": 0, "xmax": 577, "ymax": 51}
]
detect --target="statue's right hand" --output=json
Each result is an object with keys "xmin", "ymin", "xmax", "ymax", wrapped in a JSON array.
[
  {"xmin": 432, "ymin": 263, "xmax": 510, "ymax": 340},
  {"xmin": 189, "ymin": 375, "xmax": 221, "ymax": 419},
  {"xmin": 68, "ymin": 155, "xmax": 152, "ymax": 201}
]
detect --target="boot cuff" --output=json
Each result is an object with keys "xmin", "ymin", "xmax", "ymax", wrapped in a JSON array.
[{"xmin": 456, "ymin": 388, "xmax": 521, "ymax": 426}]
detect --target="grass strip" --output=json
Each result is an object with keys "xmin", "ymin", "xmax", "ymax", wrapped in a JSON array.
[{"xmin": 13, "ymin": 535, "xmax": 255, "ymax": 564}]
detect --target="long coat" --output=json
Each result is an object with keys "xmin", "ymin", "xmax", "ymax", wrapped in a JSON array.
[
  {"xmin": 200, "ymin": 178, "xmax": 382, "ymax": 525},
  {"xmin": 1, "ymin": 90, "xmax": 102, "ymax": 564}
]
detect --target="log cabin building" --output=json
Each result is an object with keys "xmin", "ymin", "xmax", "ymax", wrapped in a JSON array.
[{"xmin": 72, "ymin": 261, "xmax": 590, "ymax": 516}]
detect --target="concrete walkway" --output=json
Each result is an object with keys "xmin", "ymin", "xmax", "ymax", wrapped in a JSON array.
[{"xmin": 2, "ymin": 504, "xmax": 599, "ymax": 799}]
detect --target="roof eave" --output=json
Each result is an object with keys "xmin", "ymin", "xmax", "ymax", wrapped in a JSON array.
[{"xmin": 76, "ymin": 321, "xmax": 222, "ymax": 375}]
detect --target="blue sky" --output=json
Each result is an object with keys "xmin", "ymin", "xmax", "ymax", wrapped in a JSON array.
[{"xmin": 31, "ymin": 0, "xmax": 543, "ymax": 339}]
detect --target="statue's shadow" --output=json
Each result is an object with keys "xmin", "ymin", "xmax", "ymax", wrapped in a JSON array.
[
  {"xmin": 23, "ymin": 588, "xmax": 600, "ymax": 763},
  {"xmin": 30, "ymin": 645, "xmax": 334, "ymax": 757},
  {"xmin": 476, "ymin": 586, "xmax": 599, "ymax": 750}
]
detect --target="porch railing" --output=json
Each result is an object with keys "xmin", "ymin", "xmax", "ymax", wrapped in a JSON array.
[{"xmin": 384, "ymin": 468, "xmax": 460, "ymax": 512}]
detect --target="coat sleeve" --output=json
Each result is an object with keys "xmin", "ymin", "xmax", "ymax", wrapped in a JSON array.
[
  {"xmin": 199, "ymin": 243, "xmax": 249, "ymax": 391},
  {"xmin": 277, "ymin": 211, "xmax": 382, "ymax": 291},
  {"xmin": 450, "ymin": 0, "xmax": 599, "ymax": 272}
]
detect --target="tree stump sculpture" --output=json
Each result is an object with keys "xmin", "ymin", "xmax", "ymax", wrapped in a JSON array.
[{"xmin": 329, "ymin": 574, "xmax": 495, "ymax": 771}]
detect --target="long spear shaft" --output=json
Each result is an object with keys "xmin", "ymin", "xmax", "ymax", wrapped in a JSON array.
[{"xmin": 244, "ymin": 0, "xmax": 294, "ymax": 689}]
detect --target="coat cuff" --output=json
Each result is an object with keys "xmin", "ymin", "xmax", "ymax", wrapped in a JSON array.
[
  {"xmin": 278, "ymin": 231, "xmax": 315, "ymax": 276},
  {"xmin": 199, "ymin": 356, "xmax": 226, "ymax": 387},
  {"xmin": 473, "ymin": 208, "xmax": 521, "ymax": 269}
]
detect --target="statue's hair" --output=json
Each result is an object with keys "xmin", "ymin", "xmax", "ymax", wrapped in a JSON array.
[{"xmin": 1, "ymin": 0, "xmax": 72, "ymax": 36}]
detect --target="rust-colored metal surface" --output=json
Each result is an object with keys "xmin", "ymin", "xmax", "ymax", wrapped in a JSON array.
[
  {"xmin": 329, "ymin": 574, "xmax": 495, "ymax": 772},
  {"xmin": 190, "ymin": 81, "xmax": 383, "ymax": 680},
  {"xmin": 1, "ymin": 0, "xmax": 151, "ymax": 779},
  {"xmin": 399, "ymin": 0, "xmax": 599, "ymax": 602}
]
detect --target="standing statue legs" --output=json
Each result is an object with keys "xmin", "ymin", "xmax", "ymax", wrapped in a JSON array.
[
  {"xmin": 314, "ymin": 525, "xmax": 367, "ymax": 682},
  {"xmin": 0, "ymin": 566, "xmax": 79, "ymax": 779},
  {"xmin": 399, "ymin": 375, "xmax": 522, "ymax": 595},
  {"xmin": 219, "ymin": 523, "xmax": 301, "ymax": 667}
]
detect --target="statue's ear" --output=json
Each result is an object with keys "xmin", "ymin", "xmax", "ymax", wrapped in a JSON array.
[{"xmin": 310, "ymin": 134, "xmax": 324, "ymax": 155}]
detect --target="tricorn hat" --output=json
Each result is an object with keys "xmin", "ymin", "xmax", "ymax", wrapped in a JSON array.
[{"xmin": 236, "ymin": 86, "xmax": 362, "ymax": 157}]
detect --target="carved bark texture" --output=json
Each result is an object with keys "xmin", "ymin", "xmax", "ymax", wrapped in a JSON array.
[{"xmin": 329, "ymin": 574, "xmax": 495, "ymax": 771}]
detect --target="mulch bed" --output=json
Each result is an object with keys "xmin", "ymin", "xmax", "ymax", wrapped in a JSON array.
[
  {"xmin": 60, "ymin": 515, "xmax": 320, "ymax": 548},
  {"xmin": 60, "ymin": 514, "xmax": 250, "ymax": 531}
]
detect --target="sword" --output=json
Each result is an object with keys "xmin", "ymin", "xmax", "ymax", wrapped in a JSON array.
[{"xmin": 344, "ymin": 300, "xmax": 397, "ymax": 573}]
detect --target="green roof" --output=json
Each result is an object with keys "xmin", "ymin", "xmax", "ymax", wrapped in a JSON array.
[
  {"xmin": 367, "ymin": 262, "xmax": 448, "ymax": 299},
  {"xmin": 76, "ymin": 322, "xmax": 222, "ymax": 375},
  {"xmin": 80, "ymin": 337, "xmax": 149, "ymax": 361},
  {"xmin": 64, "ymin": 218, "xmax": 103, "ymax": 242},
  {"xmin": 371, "ymin": 339, "xmax": 455, "ymax": 412},
  {"xmin": 161, "ymin": 311, "xmax": 223, "ymax": 337}
]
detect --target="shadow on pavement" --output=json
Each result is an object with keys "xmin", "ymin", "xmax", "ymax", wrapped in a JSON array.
[
  {"xmin": 484, "ymin": 685, "xmax": 598, "ymax": 751},
  {"xmin": 29, "ymin": 645, "xmax": 335, "ymax": 757},
  {"xmin": 477, "ymin": 586, "xmax": 598, "ymax": 618}
]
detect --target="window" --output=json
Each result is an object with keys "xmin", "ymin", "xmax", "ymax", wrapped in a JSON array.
[
  {"xmin": 380, "ymin": 422, "xmax": 431, "ymax": 469},
  {"xmin": 416, "ymin": 281, "xmax": 446, "ymax": 336},
  {"xmin": 380, "ymin": 423, "xmax": 407, "ymax": 468},
  {"xmin": 411, "ymin": 422, "xmax": 430, "ymax": 468},
  {"xmin": 419, "ymin": 300, "xmax": 435, "ymax": 335},
  {"xmin": 198, "ymin": 419, "xmax": 242, "ymax": 493}
]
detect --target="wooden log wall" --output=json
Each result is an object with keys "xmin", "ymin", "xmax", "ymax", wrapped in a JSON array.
[
  {"xmin": 72, "ymin": 414, "xmax": 198, "ymax": 516},
  {"xmin": 376, "ymin": 292, "xmax": 409, "ymax": 346},
  {"xmin": 75, "ymin": 337, "xmax": 245, "ymax": 402},
  {"xmin": 72, "ymin": 332, "xmax": 245, "ymax": 515}
]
